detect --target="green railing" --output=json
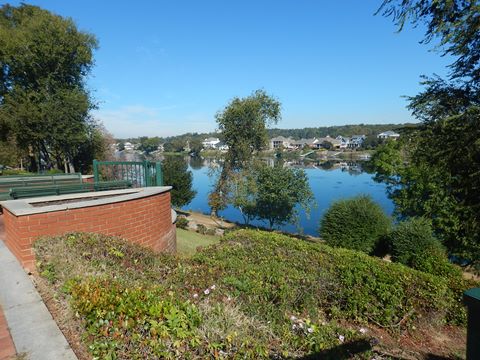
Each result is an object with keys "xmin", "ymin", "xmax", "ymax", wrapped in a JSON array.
[{"xmin": 93, "ymin": 160, "xmax": 162, "ymax": 188}]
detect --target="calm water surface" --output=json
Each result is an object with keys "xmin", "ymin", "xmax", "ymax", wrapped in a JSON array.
[{"xmin": 182, "ymin": 157, "xmax": 394, "ymax": 237}]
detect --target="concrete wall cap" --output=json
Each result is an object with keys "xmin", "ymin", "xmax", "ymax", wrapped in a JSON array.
[{"xmin": 0, "ymin": 186, "xmax": 172, "ymax": 216}]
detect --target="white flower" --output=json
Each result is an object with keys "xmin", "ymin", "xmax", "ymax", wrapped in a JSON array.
[
  {"xmin": 193, "ymin": 293, "xmax": 199, "ymax": 299},
  {"xmin": 290, "ymin": 315, "xmax": 297, "ymax": 322},
  {"xmin": 227, "ymin": 296, "xmax": 232, "ymax": 301},
  {"xmin": 359, "ymin": 327, "xmax": 367, "ymax": 334},
  {"xmin": 338, "ymin": 335, "xmax": 345, "ymax": 343},
  {"xmin": 307, "ymin": 327, "xmax": 314, "ymax": 333},
  {"xmin": 204, "ymin": 289, "xmax": 210, "ymax": 295},
  {"xmin": 321, "ymin": 321, "xmax": 326, "ymax": 326},
  {"xmin": 210, "ymin": 284, "xmax": 216, "ymax": 290}
]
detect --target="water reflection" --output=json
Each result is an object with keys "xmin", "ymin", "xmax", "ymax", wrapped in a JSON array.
[
  {"xmin": 180, "ymin": 156, "xmax": 394, "ymax": 237},
  {"xmin": 114, "ymin": 152, "xmax": 392, "ymax": 236}
]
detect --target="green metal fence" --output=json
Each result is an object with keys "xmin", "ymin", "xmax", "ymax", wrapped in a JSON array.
[{"xmin": 93, "ymin": 160, "xmax": 162, "ymax": 188}]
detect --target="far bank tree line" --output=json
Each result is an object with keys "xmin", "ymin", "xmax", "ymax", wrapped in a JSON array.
[{"xmin": 120, "ymin": 122, "xmax": 410, "ymax": 156}]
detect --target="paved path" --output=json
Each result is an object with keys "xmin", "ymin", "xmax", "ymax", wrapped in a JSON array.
[
  {"xmin": 0, "ymin": 238, "xmax": 77, "ymax": 360},
  {"xmin": 0, "ymin": 305, "xmax": 16, "ymax": 360}
]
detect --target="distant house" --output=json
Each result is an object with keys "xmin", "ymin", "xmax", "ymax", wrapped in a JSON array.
[
  {"xmin": 124, "ymin": 142, "xmax": 134, "ymax": 151},
  {"xmin": 270, "ymin": 136, "xmax": 293, "ymax": 149},
  {"xmin": 377, "ymin": 131, "xmax": 400, "ymax": 140},
  {"xmin": 202, "ymin": 137, "xmax": 221, "ymax": 149},
  {"xmin": 348, "ymin": 135, "xmax": 366, "ymax": 149},
  {"xmin": 336, "ymin": 136, "xmax": 350, "ymax": 149},
  {"xmin": 317, "ymin": 136, "xmax": 342, "ymax": 149},
  {"xmin": 292, "ymin": 138, "xmax": 318, "ymax": 149}
]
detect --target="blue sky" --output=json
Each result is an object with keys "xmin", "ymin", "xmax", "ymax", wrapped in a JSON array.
[{"xmin": 10, "ymin": 1, "xmax": 451, "ymax": 137}]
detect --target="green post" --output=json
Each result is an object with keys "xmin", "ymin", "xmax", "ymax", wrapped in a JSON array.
[
  {"xmin": 464, "ymin": 288, "xmax": 480, "ymax": 359},
  {"xmin": 93, "ymin": 159, "xmax": 99, "ymax": 184},
  {"xmin": 155, "ymin": 161, "xmax": 162, "ymax": 186},
  {"xmin": 144, "ymin": 160, "xmax": 150, "ymax": 187}
]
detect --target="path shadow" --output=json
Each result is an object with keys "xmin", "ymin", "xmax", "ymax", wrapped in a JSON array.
[{"xmin": 294, "ymin": 339, "xmax": 373, "ymax": 359}]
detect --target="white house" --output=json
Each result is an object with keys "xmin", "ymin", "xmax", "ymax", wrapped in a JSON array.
[
  {"xmin": 124, "ymin": 142, "xmax": 134, "ymax": 151},
  {"xmin": 377, "ymin": 131, "xmax": 400, "ymax": 140},
  {"xmin": 202, "ymin": 137, "xmax": 221, "ymax": 149},
  {"xmin": 348, "ymin": 135, "xmax": 366, "ymax": 149},
  {"xmin": 336, "ymin": 136, "xmax": 350, "ymax": 149}
]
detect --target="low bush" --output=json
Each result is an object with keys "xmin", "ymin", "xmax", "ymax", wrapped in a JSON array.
[
  {"xmin": 0, "ymin": 169, "xmax": 33, "ymax": 176},
  {"xmin": 181, "ymin": 230, "xmax": 461, "ymax": 327},
  {"xmin": 196, "ymin": 224, "xmax": 207, "ymax": 234},
  {"xmin": 69, "ymin": 278, "xmax": 201, "ymax": 359},
  {"xmin": 176, "ymin": 216, "xmax": 189, "ymax": 229},
  {"xmin": 319, "ymin": 195, "xmax": 391, "ymax": 253},
  {"xmin": 388, "ymin": 217, "xmax": 459, "ymax": 277}
]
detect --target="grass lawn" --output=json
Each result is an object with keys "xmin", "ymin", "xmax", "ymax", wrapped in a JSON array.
[{"xmin": 176, "ymin": 228, "xmax": 220, "ymax": 256}]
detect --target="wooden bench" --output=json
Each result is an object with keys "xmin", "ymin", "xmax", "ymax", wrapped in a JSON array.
[
  {"xmin": 0, "ymin": 173, "xmax": 83, "ymax": 201},
  {"xmin": 9, "ymin": 180, "xmax": 133, "ymax": 200}
]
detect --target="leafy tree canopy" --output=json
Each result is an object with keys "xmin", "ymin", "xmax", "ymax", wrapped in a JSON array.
[
  {"xmin": 374, "ymin": 0, "xmax": 480, "ymax": 267},
  {"xmin": 162, "ymin": 156, "xmax": 196, "ymax": 207},
  {"xmin": 216, "ymin": 89, "xmax": 281, "ymax": 170},
  {"xmin": 0, "ymin": 4, "xmax": 102, "ymax": 172},
  {"xmin": 209, "ymin": 90, "xmax": 281, "ymax": 214},
  {"xmin": 253, "ymin": 165, "xmax": 314, "ymax": 229}
]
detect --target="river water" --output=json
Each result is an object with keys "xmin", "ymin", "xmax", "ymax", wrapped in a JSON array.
[{"xmin": 181, "ymin": 157, "xmax": 394, "ymax": 237}]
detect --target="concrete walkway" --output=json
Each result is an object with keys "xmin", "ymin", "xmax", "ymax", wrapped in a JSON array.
[{"xmin": 0, "ymin": 240, "xmax": 77, "ymax": 360}]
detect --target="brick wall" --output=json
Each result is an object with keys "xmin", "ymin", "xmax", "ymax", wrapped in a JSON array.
[{"xmin": 2, "ymin": 191, "xmax": 176, "ymax": 271}]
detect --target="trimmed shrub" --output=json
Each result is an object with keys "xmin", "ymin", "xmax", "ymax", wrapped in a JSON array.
[
  {"xmin": 176, "ymin": 216, "xmax": 189, "ymax": 229},
  {"xmin": 196, "ymin": 224, "xmax": 207, "ymax": 234},
  {"xmin": 388, "ymin": 217, "xmax": 459, "ymax": 277},
  {"xmin": 319, "ymin": 195, "xmax": 391, "ymax": 253}
]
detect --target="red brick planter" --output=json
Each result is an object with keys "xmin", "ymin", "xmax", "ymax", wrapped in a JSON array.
[{"xmin": 0, "ymin": 187, "xmax": 176, "ymax": 271}]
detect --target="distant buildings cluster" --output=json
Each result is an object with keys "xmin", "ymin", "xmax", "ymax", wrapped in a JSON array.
[
  {"xmin": 270, "ymin": 131, "xmax": 400, "ymax": 151},
  {"xmin": 113, "ymin": 130, "xmax": 400, "ymax": 154}
]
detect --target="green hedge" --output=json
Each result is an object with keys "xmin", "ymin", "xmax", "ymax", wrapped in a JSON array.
[
  {"xmin": 184, "ymin": 230, "xmax": 465, "ymax": 327},
  {"xmin": 319, "ymin": 195, "xmax": 391, "ymax": 253}
]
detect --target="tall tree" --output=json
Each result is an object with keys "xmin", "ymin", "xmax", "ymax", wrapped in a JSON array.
[
  {"xmin": 0, "ymin": 4, "xmax": 98, "ymax": 172},
  {"xmin": 375, "ymin": 0, "xmax": 480, "ymax": 267},
  {"xmin": 162, "ymin": 156, "xmax": 196, "ymax": 208},
  {"xmin": 208, "ymin": 89, "xmax": 281, "ymax": 215}
]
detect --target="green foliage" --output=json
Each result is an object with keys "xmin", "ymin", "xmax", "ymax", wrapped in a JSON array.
[
  {"xmin": 378, "ymin": 0, "xmax": 480, "ymax": 82},
  {"xmin": 209, "ymin": 90, "xmax": 281, "ymax": 214},
  {"xmin": 34, "ymin": 230, "xmax": 475, "ymax": 358},
  {"xmin": 163, "ymin": 138, "xmax": 186, "ymax": 153},
  {"xmin": 196, "ymin": 224, "xmax": 207, "ymax": 234},
  {"xmin": 138, "ymin": 136, "xmax": 160, "ymax": 154},
  {"xmin": 230, "ymin": 168, "xmax": 259, "ymax": 225},
  {"xmin": 185, "ymin": 230, "xmax": 466, "ymax": 327},
  {"xmin": 69, "ymin": 278, "xmax": 201, "ymax": 359},
  {"xmin": 376, "ymin": 1, "xmax": 480, "ymax": 269},
  {"xmin": 253, "ymin": 165, "xmax": 314, "ymax": 229},
  {"xmin": 188, "ymin": 138, "xmax": 203, "ymax": 156},
  {"xmin": 319, "ymin": 195, "xmax": 391, "ymax": 254},
  {"xmin": 176, "ymin": 217, "xmax": 189, "ymax": 229},
  {"xmin": 162, "ymin": 156, "xmax": 196, "ymax": 207},
  {"xmin": 0, "ymin": 4, "xmax": 102, "ymax": 173},
  {"xmin": 216, "ymin": 89, "xmax": 281, "ymax": 170},
  {"xmin": 389, "ymin": 218, "xmax": 441, "ymax": 264}
]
